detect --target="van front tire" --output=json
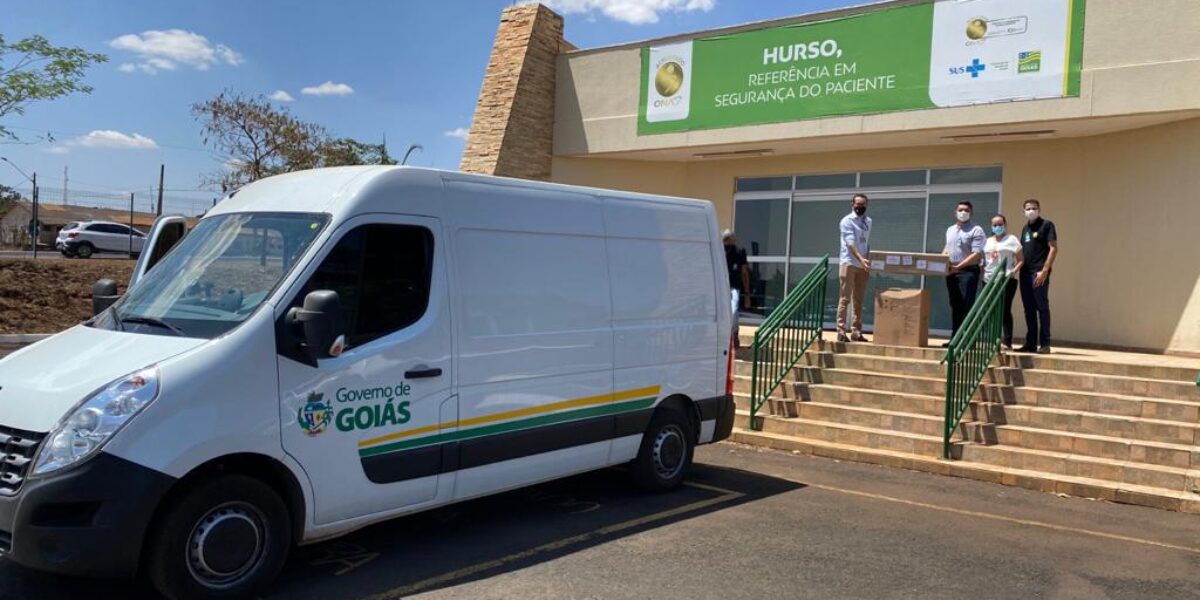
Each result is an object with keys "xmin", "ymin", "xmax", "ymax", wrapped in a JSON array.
[
  {"xmin": 631, "ymin": 405, "xmax": 695, "ymax": 492},
  {"xmin": 146, "ymin": 474, "xmax": 291, "ymax": 600}
]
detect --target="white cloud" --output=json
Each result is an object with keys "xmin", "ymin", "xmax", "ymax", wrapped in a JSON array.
[
  {"xmin": 45, "ymin": 130, "xmax": 159, "ymax": 153},
  {"xmin": 532, "ymin": 0, "xmax": 715, "ymax": 24},
  {"xmin": 301, "ymin": 81, "xmax": 355, "ymax": 96},
  {"xmin": 444, "ymin": 127, "xmax": 470, "ymax": 140},
  {"xmin": 117, "ymin": 63, "xmax": 137, "ymax": 73},
  {"xmin": 269, "ymin": 90, "xmax": 295, "ymax": 103},
  {"xmin": 109, "ymin": 29, "xmax": 243, "ymax": 74}
]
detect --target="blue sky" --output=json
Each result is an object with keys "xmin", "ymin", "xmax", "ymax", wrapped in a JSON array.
[{"xmin": 3, "ymin": 0, "xmax": 858, "ymax": 214}]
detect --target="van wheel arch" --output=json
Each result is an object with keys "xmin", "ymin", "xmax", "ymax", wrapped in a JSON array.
[
  {"xmin": 144, "ymin": 453, "xmax": 307, "ymax": 565},
  {"xmin": 654, "ymin": 395, "xmax": 701, "ymax": 443}
]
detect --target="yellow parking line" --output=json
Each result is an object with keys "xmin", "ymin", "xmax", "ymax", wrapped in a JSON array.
[
  {"xmin": 354, "ymin": 482, "xmax": 743, "ymax": 600},
  {"xmin": 802, "ymin": 481, "xmax": 1200, "ymax": 556}
]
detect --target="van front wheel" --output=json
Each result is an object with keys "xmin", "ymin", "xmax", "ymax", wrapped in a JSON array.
[
  {"xmin": 146, "ymin": 474, "xmax": 291, "ymax": 600},
  {"xmin": 631, "ymin": 405, "xmax": 694, "ymax": 492}
]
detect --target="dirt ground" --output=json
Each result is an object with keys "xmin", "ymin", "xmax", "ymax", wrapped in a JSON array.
[{"xmin": 0, "ymin": 259, "xmax": 135, "ymax": 333}]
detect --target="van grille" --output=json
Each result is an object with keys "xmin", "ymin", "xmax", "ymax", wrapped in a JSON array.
[{"xmin": 0, "ymin": 426, "xmax": 44, "ymax": 495}]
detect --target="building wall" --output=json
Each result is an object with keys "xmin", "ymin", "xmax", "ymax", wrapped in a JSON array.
[
  {"xmin": 553, "ymin": 0, "xmax": 1200, "ymax": 156},
  {"xmin": 550, "ymin": 118, "xmax": 1200, "ymax": 355}
]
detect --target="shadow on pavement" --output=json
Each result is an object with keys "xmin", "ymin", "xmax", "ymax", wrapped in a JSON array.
[{"xmin": 0, "ymin": 463, "xmax": 798, "ymax": 600}]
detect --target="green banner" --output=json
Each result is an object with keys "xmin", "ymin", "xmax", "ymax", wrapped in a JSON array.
[{"xmin": 639, "ymin": 0, "xmax": 1085, "ymax": 135}]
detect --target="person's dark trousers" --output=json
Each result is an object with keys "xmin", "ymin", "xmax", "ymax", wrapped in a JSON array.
[
  {"xmin": 1019, "ymin": 269, "xmax": 1051, "ymax": 348},
  {"xmin": 945, "ymin": 267, "xmax": 981, "ymax": 338},
  {"xmin": 1000, "ymin": 278, "xmax": 1018, "ymax": 347}
]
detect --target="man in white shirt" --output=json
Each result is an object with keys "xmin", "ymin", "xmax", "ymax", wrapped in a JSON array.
[{"xmin": 837, "ymin": 194, "xmax": 872, "ymax": 342}]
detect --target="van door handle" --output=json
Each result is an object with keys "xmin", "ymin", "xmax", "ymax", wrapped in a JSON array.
[{"xmin": 405, "ymin": 368, "xmax": 443, "ymax": 379}]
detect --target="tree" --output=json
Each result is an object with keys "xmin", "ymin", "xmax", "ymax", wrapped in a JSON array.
[
  {"xmin": 193, "ymin": 90, "xmax": 327, "ymax": 190},
  {"xmin": 0, "ymin": 34, "xmax": 107, "ymax": 140},
  {"xmin": 319, "ymin": 138, "xmax": 397, "ymax": 167},
  {"xmin": 193, "ymin": 90, "xmax": 399, "ymax": 190}
]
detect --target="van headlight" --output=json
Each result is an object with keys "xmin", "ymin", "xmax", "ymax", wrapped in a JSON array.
[{"xmin": 32, "ymin": 368, "xmax": 160, "ymax": 476}]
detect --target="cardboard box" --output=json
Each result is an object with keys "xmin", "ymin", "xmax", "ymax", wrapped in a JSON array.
[
  {"xmin": 874, "ymin": 288, "xmax": 931, "ymax": 347},
  {"xmin": 868, "ymin": 251, "xmax": 951, "ymax": 277}
]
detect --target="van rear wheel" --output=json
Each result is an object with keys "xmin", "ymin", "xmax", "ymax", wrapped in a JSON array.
[
  {"xmin": 631, "ymin": 405, "xmax": 694, "ymax": 492},
  {"xmin": 146, "ymin": 474, "xmax": 291, "ymax": 600}
]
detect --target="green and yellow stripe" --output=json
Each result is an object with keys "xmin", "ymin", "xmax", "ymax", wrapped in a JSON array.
[{"xmin": 358, "ymin": 386, "xmax": 661, "ymax": 458}]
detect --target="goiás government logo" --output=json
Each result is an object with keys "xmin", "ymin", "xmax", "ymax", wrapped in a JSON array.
[{"xmin": 298, "ymin": 391, "xmax": 333, "ymax": 436}]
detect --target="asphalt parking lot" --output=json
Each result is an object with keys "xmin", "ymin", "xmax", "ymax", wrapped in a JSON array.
[{"xmin": 2, "ymin": 440, "xmax": 1200, "ymax": 599}]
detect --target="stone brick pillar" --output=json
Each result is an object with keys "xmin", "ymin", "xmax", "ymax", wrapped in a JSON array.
[{"xmin": 459, "ymin": 3, "xmax": 566, "ymax": 180}]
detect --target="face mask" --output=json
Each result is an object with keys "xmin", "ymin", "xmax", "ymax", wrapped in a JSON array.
[
  {"xmin": 956, "ymin": 210, "xmax": 971, "ymax": 223},
  {"xmin": 992, "ymin": 225, "xmax": 1006, "ymax": 236},
  {"xmin": 1025, "ymin": 209, "xmax": 1040, "ymax": 221},
  {"xmin": 853, "ymin": 205, "xmax": 867, "ymax": 216}
]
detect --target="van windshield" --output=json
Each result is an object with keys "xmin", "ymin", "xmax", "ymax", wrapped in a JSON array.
[{"xmin": 95, "ymin": 212, "xmax": 328, "ymax": 339}]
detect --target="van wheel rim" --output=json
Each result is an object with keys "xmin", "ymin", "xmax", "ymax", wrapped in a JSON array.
[
  {"xmin": 186, "ymin": 502, "xmax": 267, "ymax": 588},
  {"xmin": 653, "ymin": 424, "xmax": 686, "ymax": 479}
]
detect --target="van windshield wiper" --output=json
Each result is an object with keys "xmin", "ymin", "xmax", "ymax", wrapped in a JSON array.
[{"xmin": 120, "ymin": 315, "xmax": 187, "ymax": 337}]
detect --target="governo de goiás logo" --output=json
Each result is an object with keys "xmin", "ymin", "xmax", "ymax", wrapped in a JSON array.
[
  {"xmin": 655, "ymin": 60, "xmax": 685, "ymax": 98},
  {"xmin": 298, "ymin": 391, "xmax": 333, "ymax": 436}
]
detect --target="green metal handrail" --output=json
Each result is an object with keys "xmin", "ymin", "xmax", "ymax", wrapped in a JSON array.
[
  {"xmin": 748, "ymin": 256, "xmax": 829, "ymax": 430},
  {"xmin": 940, "ymin": 265, "xmax": 1011, "ymax": 459}
]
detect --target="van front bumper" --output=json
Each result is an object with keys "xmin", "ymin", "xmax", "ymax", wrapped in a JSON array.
[{"xmin": 0, "ymin": 452, "xmax": 174, "ymax": 579}]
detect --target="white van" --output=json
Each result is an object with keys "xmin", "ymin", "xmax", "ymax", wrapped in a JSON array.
[{"xmin": 0, "ymin": 167, "xmax": 735, "ymax": 599}]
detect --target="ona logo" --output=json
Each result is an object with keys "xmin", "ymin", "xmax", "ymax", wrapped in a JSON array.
[
  {"xmin": 298, "ymin": 391, "xmax": 333, "ymax": 436},
  {"xmin": 654, "ymin": 61, "xmax": 685, "ymax": 97},
  {"xmin": 966, "ymin": 17, "xmax": 988, "ymax": 41}
]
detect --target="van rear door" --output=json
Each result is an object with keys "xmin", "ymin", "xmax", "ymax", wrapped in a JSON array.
[{"xmin": 276, "ymin": 214, "xmax": 455, "ymax": 525}]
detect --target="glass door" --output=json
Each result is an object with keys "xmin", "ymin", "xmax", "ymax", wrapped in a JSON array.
[{"xmin": 789, "ymin": 190, "xmax": 928, "ymax": 330}]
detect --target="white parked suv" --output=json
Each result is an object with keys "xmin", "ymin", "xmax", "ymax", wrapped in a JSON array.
[{"xmin": 56, "ymin": 220, "xmax": 147, "ymax": 258}]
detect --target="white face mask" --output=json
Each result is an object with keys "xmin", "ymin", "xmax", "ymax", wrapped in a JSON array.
[
  {"xmin": 956, "ymin": 210, "xmax": 971, "ymax": 223},
  {"xmin": 1025, "ymin": 208, "xmax": 1040, "ymax": 221}
]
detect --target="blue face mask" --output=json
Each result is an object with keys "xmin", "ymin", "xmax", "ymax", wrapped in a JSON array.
[{"xmin": 992, "ymin": 225, "xmax": 1006, "ymax": 236}]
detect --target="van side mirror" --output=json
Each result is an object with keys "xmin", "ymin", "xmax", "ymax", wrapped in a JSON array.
[
  {"xmin": 288, "ymin": 290, "xmax": 346, "ymax": 361},
  {"xmin": 92, "ymin": 279, "xmax": 120, "ymax": 316}
]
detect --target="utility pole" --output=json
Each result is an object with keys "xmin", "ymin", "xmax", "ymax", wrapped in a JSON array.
[
  {"xmin": 129, "ymin": 192, "xmax": 135, "ymax": 258},
  {"xmin": 31, "ymin": 172, "xmax": 38, "ymax": 259},
  {"xmin": 156, "ymin": 164, "xmax": 165, "ymax": 216},
  {"xmin": 63, "ymin": 165, "xmax": 68, "ymax": 206}
]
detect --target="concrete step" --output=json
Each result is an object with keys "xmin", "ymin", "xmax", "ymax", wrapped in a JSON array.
[
  {"xmin": 989, "ymin": 386, "xmax": 1200, "ymax": 424},
  {"xmin": 971, "ymin": 403, "xmax": 1200, "ymax": 447},
  {"xmin": 999, "ymin": 353, "xmax": 1199, "ymax": 383},
  {"xmin": 742, "ymin": 409, "xmax": 948, "ymax": 457},
  {"xmin": 733, "ymin": 396, "xmax": 942, "ymax": 437},
  {"xmin": 1003, "ymin": 369, "xmax": 1200, "ymax": 402},
  {"xmin": 732, "ymin": 369, "xmax": 962, "ymax": 399},
  {"xmin": 731, "ymin": 427, "xmax": 1200, "ymax": 513},
  {"xmin": 978, "ymin": 424, "xmax": 1200, "ymax": 470},
  {"xmin": 959, "ymin": 443, "xmax": 1194, "ymax": 493}
]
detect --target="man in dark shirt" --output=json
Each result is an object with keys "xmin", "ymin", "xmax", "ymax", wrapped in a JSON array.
[
  {"xmin": 1017, "ymin": 198, "xmax": 1058, "ymax": 353},
  {"xmin": 724, "ymin": 230, "xmax": 750, "ymax": 346}
]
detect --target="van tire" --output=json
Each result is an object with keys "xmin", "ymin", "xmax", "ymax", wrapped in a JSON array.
[
  {"xmin": 75, "ymin": 243, "xmax": 94, "ymax": 259},
  {"xmin": 630, "ymin": 405, "xmax": 695, "ymax": 492},
  {"xmin": 146, "ymin": 474, "xmax": 291, "ymax": 600}
]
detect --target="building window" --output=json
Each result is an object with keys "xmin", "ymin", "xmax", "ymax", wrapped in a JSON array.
[
  {"xmin": 735, "ymin": 176, "xmax": 792, "ymax": 193},
  {"xmin": 930, "ymin": 166, "xmax": 1003, "ymax": 185}
]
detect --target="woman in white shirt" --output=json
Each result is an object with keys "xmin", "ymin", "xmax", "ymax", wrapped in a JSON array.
[{"xmin": 984, "ymin": 214, "xmax": 1024, "ymax": 351}]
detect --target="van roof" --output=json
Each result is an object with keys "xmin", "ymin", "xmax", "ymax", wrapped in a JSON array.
[{"xmin": 204, "ymin": 166, "xmax": 710, "ymax": 220}]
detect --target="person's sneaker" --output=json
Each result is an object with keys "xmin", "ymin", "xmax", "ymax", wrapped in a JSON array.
[
  {"xmin": 1037, "ymin": 346, "xmax": 1052, "ymax": 354},
  {"xmin": 1002, "ymin": 344, "xmax": 1013, "ymax": 353},
  {"xmin": 941, "ymin": 342, "xmax": 952, "ymax": 348},
  {"xmin": 850, "ymin": 332, "xmax": 869, "ymax": 343},
  {"xmin": 1015, "ymin": 345, "xmax": 1037, "ymax": 353},
  {"xmin": 837, "ymin": 332, "xmax": 850, "ymax": 343}
]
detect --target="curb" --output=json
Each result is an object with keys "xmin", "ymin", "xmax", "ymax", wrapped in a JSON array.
[{"xmin": 0, "ymin": 334, "xmax": 52, "ymax": 344}]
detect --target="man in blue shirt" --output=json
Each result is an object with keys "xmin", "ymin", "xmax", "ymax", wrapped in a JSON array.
[
  {"xmin": 942, "ymin": 201, "xmax": 987, "ymax": 344},
  {"xmin": 837, "ymin": 193, "xmax": 872, "ymax": 342}
]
